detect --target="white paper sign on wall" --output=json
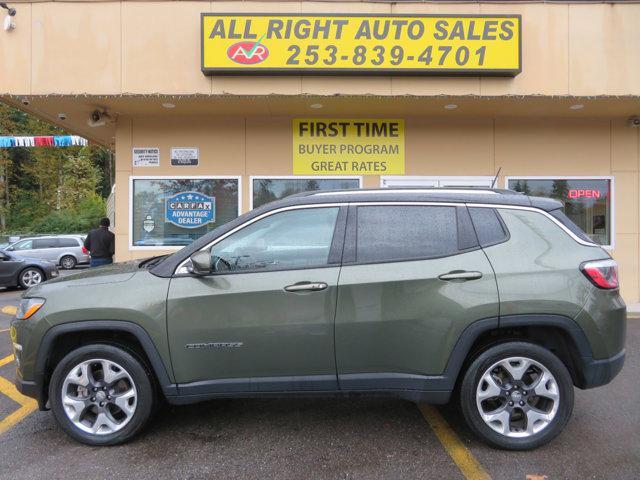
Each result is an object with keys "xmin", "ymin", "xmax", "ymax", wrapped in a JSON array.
[
  {"xmin": 133, "ymin": 147, "xmax": 160, "ymax": 167},
  {"xmin": 171, "ymin": 147, "xmax": 199, "ymax": 167}
]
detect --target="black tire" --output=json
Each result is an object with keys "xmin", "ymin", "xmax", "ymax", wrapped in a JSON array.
[
  {"xmin": 460, "ymin": 341, "xmax": 574, "ymax": 450},
  {"xmin": 60, "ymin": 255, "xmax": 77, "ymax": 270},
  {"xmin": 18, "ymin": 267, "xmax": 44, "ymax": 289},
  {"xmin": 49, "ymin": 344, "xmax": 155, "ymax": 446}
]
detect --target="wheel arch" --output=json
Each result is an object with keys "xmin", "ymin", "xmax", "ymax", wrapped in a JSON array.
[
  {"xmin": 35, "ymin": 321, "xmax": 177, "ymax": 409},
  {"xmin": 446, "ymin": 315, "xmax": 594, "ymax": 391},
  {"xmin": 57, "ymin": 253, "xmax": 78, "ymax": 265},
  {"xmin": 18, "ymin": 265, "xmax": 45, "ymax": 287}
]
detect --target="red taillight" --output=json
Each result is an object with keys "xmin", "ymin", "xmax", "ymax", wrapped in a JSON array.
[{"xmin": 581, "ymin": 259, "xmax": 619, "ymax": 289}]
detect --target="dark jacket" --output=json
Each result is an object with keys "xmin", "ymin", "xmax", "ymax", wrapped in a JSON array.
[{"xmin": 84, "ymin": 227, "xmax": 115, "ymax": 259}]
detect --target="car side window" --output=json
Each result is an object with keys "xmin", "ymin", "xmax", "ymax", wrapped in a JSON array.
[
  {"xmin": 468, "ymin": 207, "xmax": 509, "ymax": 247},
  {"xmin": 355, "ymin": 205, "xmax": 459, "ymax": 263},
  {"xmin": 209, "ymin": 207, "xmax": 340, "ymax": 273},
  {"xmin": 58, "ymin": 238, "xmax": 80, "ymax": 247},
  {"xmin": 12, "ymin": 240, "xmax": 33, "ymax": 251},
  {"xmin": 33, "ymin": 238, "xmax": 58, "ymax": 249}
]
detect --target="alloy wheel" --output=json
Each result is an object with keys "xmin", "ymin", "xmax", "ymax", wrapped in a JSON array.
[
  {"xmin": 475, "ymin": 356, "xmax": 559, "ymax": 438},
  {"xmin": 61, "ymin": 359, "xmax": 138, "ymax": 435},
  {"xmin": 21, "ymin": 269, "xmax": 42, "ymax": 287},
  {"xmin": 61, "ymin": 256, "xmax": 76, "ymax": 269}
]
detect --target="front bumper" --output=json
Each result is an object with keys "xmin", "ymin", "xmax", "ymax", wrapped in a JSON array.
[
  {"xmin": 14, "ymin": 372, "xmax": 47, "ymax": 410},
  {"xmin": 577, "ymin": 349, "xmax": 625, "ymax": 389}
]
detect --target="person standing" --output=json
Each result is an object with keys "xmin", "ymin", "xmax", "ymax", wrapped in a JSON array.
[{"xmin": 84, "ymin": 217, "xmax": 115, "ymax": 267}]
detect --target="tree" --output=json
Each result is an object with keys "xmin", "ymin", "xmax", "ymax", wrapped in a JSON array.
[
  {"xmin": 0, "ymin": 102, "xmax": 111, "ymax": 234},
  {"xmin": 59, "ymin": 147, "xmax": 102, "ymax": 210}
]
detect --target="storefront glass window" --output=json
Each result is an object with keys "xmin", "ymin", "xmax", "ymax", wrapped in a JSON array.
[
  {"xmin": 252, "ymin": 177, "xmax": 360, "ymax": 209},
  {"xmin": 132, "ymin": 177, "xmax": 239, "ymax": 247},
  {"xmin": 507, "ymin": 178, "xmax": 612, "ymax": 246}
]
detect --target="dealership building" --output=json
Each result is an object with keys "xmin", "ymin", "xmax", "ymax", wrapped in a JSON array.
[{"xmin": 1, "ymin": 1, "xmax": 640, "ymax": 301}]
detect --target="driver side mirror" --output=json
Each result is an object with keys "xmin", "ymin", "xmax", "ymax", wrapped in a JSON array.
[
  {"xmin": 188, "ymin": 250, "xmax": 211, "ymax": 275},
  {"xmin": 5, "ymin": 246, "xmax": 13, "ymax": 251}
]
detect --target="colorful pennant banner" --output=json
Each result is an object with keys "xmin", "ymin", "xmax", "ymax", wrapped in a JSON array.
[{"xmin": 0, "ymin": 135, "xmax": 88, "ymax": 148}]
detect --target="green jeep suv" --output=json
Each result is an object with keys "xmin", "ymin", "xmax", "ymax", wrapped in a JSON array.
[{"xmin": 10, "ymin": 188, "xmax": 626, "ymax": 450}]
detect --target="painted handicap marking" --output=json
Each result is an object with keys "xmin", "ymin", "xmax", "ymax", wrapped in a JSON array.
[
  {"xmin": 0, "ymin": 354, "xmax": 38, "ymax": 435},
  {"xmin": 1, "ymin": 305, "xmax": 17, "ymax": 316}
]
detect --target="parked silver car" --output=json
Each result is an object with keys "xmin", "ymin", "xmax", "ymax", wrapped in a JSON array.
[{"xmin": 5, "ymin": 235, "xmax": 89, "ymax": 269}]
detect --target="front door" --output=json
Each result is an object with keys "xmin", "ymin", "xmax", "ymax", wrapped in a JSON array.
[
  {"xmin": 167, "ymin": 206, "xmax": 346, "ymax": 394},
  {"xmin": 0, "ymin": 253, "xmax": 22, "ymax": 286}
]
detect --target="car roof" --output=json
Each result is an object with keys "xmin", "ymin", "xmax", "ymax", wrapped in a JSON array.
[
  {"xmin": 259, "ymin": 187, "xmax": 563, "ymax": 212},
  {"xmin": 11, "ymin": 234, "xmax": 83, "ymax": 241}
]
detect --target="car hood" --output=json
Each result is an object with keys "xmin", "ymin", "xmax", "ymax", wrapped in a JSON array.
[
  {"xmin": 7, "ymin": 253, "xmax": 55, "ymax": 268},
  {"xmin": 38, "ymin": 261, "xmax": 140, "ymax": 288}
]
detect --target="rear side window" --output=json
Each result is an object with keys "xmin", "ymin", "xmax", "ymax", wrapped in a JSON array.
[
  {"xmin": 356, "ymin": 205, "xmax": 458, "ymax": 263},
  {"xmin": 33, "ymin": 238, "xmax": 58, "ymax": 249},
  {"xmin": 469, "ymin": 208, "xmax": 509, "ymax": 247},
  {"xmin": 58, "ymin": 238, "xmax": 80, "ymax": 247},
  {"xmin": 549, "ymin": 209, "xmax": 595, "ymax": 244}
]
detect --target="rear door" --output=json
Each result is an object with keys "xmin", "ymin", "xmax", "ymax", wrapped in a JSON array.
[
  {"xmin": 31, "ymin": 238, "xmax": 59, "ymax": 262},
  {"xmin": 335, "ymin": 203, "xmax": 499, "ymax": 390}
]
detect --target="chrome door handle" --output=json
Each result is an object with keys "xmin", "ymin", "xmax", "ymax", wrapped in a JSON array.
[
  {"xmin": 438, "ymin": 271, "xmax": 483, "ymax": 281},
  {"xmin": 284, "ymin": 282, "xmax": 328, "ymax": 292}
]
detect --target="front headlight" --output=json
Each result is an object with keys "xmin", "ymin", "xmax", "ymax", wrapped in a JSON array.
[{"xmin": 15, "ymin": 298, "xmax": 45, "ymax": 320}]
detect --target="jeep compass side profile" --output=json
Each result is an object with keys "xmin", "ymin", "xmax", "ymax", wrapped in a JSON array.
[{"xmin": 10, "ymin": 189, "xmax": 625, "ymax": 449}]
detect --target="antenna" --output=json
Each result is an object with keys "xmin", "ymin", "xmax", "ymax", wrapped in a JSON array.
[{"xmin": 491, "ymin": 167, "xmax": 502, "ymax": 188}]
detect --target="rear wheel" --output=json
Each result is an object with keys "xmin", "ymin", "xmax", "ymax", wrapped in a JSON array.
[
  {"xmin": 49, "ymin": 344, "xmax": 155, "ymax": 446},
  {"xmin": 60, "ymin": 255, "xmax": 77, "ymax": 270},
  {"xmin": 18, "ymin": 268, "xmax": 43, "ymax": 289},
  {"xmin": 460, "ymin": 342, "xmax": 574, "ymax": 450}
]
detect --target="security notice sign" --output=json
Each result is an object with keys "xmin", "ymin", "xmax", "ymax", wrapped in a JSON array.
[
  {"xmin": 132, "ymin": 148, "xmax": 160, "ymax": 167},
  {"xmin": 201, "ymin": 14, "xmax": 521, "ymax": 75},
  {"xmin": 293, "ymin": 119, "xmax": 405, "ymax": 175}
]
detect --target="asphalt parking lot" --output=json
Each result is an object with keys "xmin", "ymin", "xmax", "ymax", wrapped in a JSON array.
[{"xmin": 0, "ymin": 277, "xmax": 638, "ymax": 480}]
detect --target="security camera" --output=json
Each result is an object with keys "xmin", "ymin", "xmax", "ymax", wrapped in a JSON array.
[
  {"xmin": 87, "ymin": 110, "xmax": 108, "ymax": 127},
  {"xmin": 57, "ymin": 113, "xmax": 67, "ymax": 121},
  {"xmin": 629, "ymin": 116, "xmax": 640, "ymax": 128},
  {"xmin": 3, "ymin": 15, "xmax": 15, "ymax": 31},
  {"xmin": 20, "ymin": 97, "xmax": 29, "ymax": 106}
]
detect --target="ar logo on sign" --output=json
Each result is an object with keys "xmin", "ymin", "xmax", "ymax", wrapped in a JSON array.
[{"xmin": 227, "ymin": 36, "xmax": 269, "ymax": 64}]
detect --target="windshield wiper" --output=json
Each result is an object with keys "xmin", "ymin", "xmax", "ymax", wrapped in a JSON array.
[{"xmin": 138, "ymin": 255, "xmax": 167, "ymax": 269}]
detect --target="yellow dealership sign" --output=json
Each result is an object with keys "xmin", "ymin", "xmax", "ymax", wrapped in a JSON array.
[
  {"xmin": 202, "ymin": 14, "xmax": 521, "ymax": 75},
  {"xmin": 293, "ymin": 119, "xmax": 405, "ymax": 175}
]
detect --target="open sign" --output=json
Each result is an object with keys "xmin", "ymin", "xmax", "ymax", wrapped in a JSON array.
[{"xmin": 568, "ymin": 189, "xmax": 602, "ymax": 199}]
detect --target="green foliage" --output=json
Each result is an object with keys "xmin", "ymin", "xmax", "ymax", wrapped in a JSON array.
[
  {"xmin": 33, "ymin": 196, "xmax": 106, "ymax": 234},
  {"xmin": 0, "ymin": 102, "xmax": 111, "ymax": 234}
]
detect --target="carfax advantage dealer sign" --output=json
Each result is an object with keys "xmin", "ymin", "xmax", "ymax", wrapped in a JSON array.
[{"xmin": 201, "ymin": 14, "xmax": 521, "ymax": 75}]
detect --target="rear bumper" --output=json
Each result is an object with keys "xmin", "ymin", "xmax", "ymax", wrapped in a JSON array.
[{"xmin": 577, "ymin": 349, "xmax": 625, "ymax": 389}]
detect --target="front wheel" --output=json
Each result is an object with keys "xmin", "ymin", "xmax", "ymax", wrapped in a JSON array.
[
  {"xmin": 460, "ymin": 342, "xmax": 574, "ymax": 450},
  {"xmin": 18, "ymin": 268, "xmax": 43, "ymax": 289},
  {"xmin": 49, "ymin": 344, "xmax": 155, "ymax": 446}
]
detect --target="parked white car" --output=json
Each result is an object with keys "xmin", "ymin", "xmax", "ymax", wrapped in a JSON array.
[{"xmin": 4, "ymin": 235, "xmax": 89, "ymax": 269}]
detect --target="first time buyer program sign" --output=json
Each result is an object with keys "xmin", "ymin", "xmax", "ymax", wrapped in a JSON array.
[
  {"xmin": 202, "ymin": 14, "xmax": 521, "ymax": 75},
  {"xmin": 294, "ymin": 119, "xmax": 405, "ymax": 175}
]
